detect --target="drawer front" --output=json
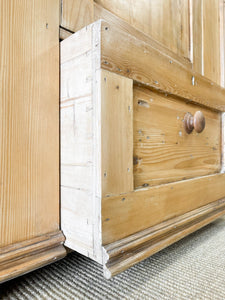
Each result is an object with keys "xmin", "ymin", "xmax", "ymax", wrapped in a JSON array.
[{"xmin": 134, "ymin": 85, "xmax": 221, "ymax": 188}]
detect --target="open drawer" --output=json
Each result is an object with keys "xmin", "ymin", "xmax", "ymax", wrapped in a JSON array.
[{"xmin": 60, "ymin": 20, "xmax": 225, "ymax": 278}]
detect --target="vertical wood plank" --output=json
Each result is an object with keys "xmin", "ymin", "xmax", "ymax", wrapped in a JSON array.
[
  {"xmin": 222, "ymin": 113, "xmax": 225, "ymax": 173},
  {"xmin": 192, "ymin": 0, "xmax": 223, "ymax": 85},
  {"xmin": 101, "ymin": 70, "xmax": 133, "ymax": 196},
  {"xmin": 221, "ymin": 0, "xmax": 225, "ymax": 87},
  {"xmin": 60, "ymin": 25, "xmax": 95, "ymax": 258},
  {"xmin": 192, "ymin": 0, "xmax": 203, "ymax": 74},
  {"xmin": 0, "ymin": 0, "xmax": 60, "ymax": 247},
  {"xmin": 61, "ymin": 0, "xmax": 94, "ymax": 32},
  {"xmin": 203, "ymin": 0, "xmax": 221, "ymax": 85}
]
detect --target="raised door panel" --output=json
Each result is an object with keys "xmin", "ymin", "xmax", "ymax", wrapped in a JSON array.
[{"xmin": 0, "ymin": 0, "xmax": 60, "ymax": 246}]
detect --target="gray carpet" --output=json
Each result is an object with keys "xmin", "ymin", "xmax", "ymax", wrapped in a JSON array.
[{"xmin": 1, "ymin": 216, "xmax": 225, "ymax": 300}]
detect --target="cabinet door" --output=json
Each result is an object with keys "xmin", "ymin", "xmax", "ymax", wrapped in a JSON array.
[{"xmin": 0, "ymin": 0, "xmax": 65, "ymax": 283}]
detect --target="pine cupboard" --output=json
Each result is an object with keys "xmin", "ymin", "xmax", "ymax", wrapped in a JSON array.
[
  {"xmin": 1, "ymin": 0, "xmax": 225, "ymax": 282},
  {"xmin": 60, "ymin": 1, "xmax": 225, "ymax": 278}
]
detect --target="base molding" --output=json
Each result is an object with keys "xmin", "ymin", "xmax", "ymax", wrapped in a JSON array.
[
  {"xmin": 0, "ymin": 231, "xmax": 66, "ymax": 283},
  {"xmin": 103, "ymin": 199, "xmax": 225, "ymax": 278}
]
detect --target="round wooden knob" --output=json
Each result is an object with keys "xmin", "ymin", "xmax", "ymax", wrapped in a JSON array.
[{"xmin": 184, "ymin": 111, "xmax": 205, "ymax": 134}]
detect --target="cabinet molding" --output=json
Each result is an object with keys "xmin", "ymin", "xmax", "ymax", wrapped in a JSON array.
[
  {"xmin": 103, "ymin": 199, "xmax": 225, "ymax": 278},
  {"xmin": 0, "ymin": 231, "xmax": 66, "ymax": 283}
]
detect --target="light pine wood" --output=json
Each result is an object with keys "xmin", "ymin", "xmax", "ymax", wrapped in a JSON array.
[
  {"xmin": 61, "ymin": 0, "xmax": 191, "ymax": 60},
  {"xmin": 0, "ymin": 232, "xmax": 65, "ymax": 283},
  {"xmin": 93, "ymin": 3, "xmax": 192, "ymax": 68},
  {"xmin": 60, "ymin": 2, "xmax": 192, "ymax": 68},
  {"xmin": 0, "ymin": 0, "xmax": 60, "ymax": 245},
  {"xmin": 103, "ymin": 198, "xmax": 225, "ymax": 278},
  {"xmin": 0, "ymin": 0, "xmax": 66, "ymax": 282},
  {"xmin": 101, "ymin": 70, "xmax": 133, "ymax": 196},
  {"xmin": 61, "ymin": 0, "xmax": 190, "ymax": 59},
  {"xmin": 95, "ymin": 0, "xmax": 190, "ymax": 59},
  {"xmin": 203, "ymin": 0, "xmax": 221, "ymax": 85},
  {"xmin": 60, "ymin": 20, "xmax": 225, "ymax": 278},
  {"xmin": 100, "ymin": 20, "xmax": 225, "ymax": 111},
  {"xmin": 223, "ymin": 0, "xmax": 225, "ymax": 87},
  {"xmin": 222, "ymin": 113, "xmax": 225, "ymax": 172},
  {"xmin": 60, "ymin": 27, "xmax": 74, "ymax": 40},
  {"xmin": 191, "ymin": 0, "xmax": 223, "ymax": 85},
  {"xmin": 192, "ymin": 0, "xmax": 203, "ymax": 75},
  {"xmin": 61, "ymin": 0, "xmax": 94, "ymax": 32},
  {"xmin": 133, "ymin": 85, "xmax": 221, "ymax": 188},
  {"xmin": 102, "ymin": 173, "xmax": 225, "ymax": 245},
  {"xmin": 61, "ymin": 0, "xmax": 225, "ymax": 86}
]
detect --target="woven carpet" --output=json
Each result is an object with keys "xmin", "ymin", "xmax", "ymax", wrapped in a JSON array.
[{"xmin": 1, "ymin": 216, "xmax": 225, "ymax": 300}]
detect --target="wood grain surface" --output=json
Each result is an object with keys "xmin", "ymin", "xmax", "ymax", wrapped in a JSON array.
[
  {"xmin": 61, "ymin": 0, "xmax": 93, "ymax": 32},
  {"xmin": 102, "ymin": 173, "xmax": 225, "ymax": 244},
  {"xmin": 100, "ymin": 20, "xmax": 225, "ymax": 111},
  {"xmin": 101, "ymin": 70, "xmax": 134, "ymax": 196},
  {"xmin": 133, "ymin": 86, "xmax": 221, "ymax": 188},
  {"xmin": 60, "ymin": 20, "xmax": 225, "ymax": 277},
  {"xmin": 0, "ymin": 0, "xmax": 60, "ymax": 247},
  {"xmin": 61, "ymin": 0, "xmax": 190, "ymax": 59},
  {"xmin": 61, "ymin": 0, "xmax": 225, "ymax": 86},
  {"xmin": 0, "ymin": 231, "xmax": 65, "ymax": 283},
  {"xmin": 96, "ymin": 0, "xmax": 190, "ymax": 59},
  {"xmin": 191, "ymin": 0, "xmax": 223, "ymax": 85},
  {"xmin": 103, "ymin": 198, "xmax": 225, "ymax": 278}
]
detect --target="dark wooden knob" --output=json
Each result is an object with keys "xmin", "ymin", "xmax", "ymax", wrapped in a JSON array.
[{"xmin": 184, "ymin": 111, "xmax": 205, "ymax": 134}]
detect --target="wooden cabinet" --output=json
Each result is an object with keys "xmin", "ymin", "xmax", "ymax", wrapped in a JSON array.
[
  {"xmin": 1, "ymin": 0, "xmax": 225, "ymax": 282},
  {"xmin": 60, "ymin": 19, "xmax": 225, "ymax": 278},
  {"xmin": 0, "ymin": 0, "xmax": 66, "ymax": 283}
]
